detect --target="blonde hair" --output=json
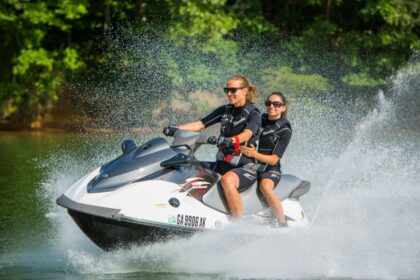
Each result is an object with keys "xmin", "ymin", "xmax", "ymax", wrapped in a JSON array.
[{"xmin": 228, "ymin": 74, "xmax": 259, "ymax": 104}]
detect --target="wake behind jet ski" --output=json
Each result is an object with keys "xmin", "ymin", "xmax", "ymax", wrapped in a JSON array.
[{"xmin": 56, "ymin": 130, "xmax": 310, "ymax": 250}]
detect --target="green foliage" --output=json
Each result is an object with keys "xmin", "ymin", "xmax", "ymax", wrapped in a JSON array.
[
  {"xmin": 56, "ymin": 0, "xmax": 88, "ymax": 21},
  {"xmin": 13, "ymin": 49, "xmax": 54, "ymax": 75},
  {"xmin": 162, "ymin": 0, "xmax": 240, "ymax": 92},
  {"xmin": 0, "ymin": 0, "xmax": 419, "ymax": 128},
  {"xmin": 0, "ymin": 0, "xmax": 87, "ymax": 124},
  {"xmin": 62, "ymin": 47, "xmax": 85, "ymax": 71},
  {"xmin": 260, "ymin": 66, "xmax": 331, "ymax": 95},
  {"xmin": 341, "ymin": 71, "xmax": 386, "ymax": 87},
  {"xmin": 167, "ymin": 0, "xmax": 239, "ymax": 45}
]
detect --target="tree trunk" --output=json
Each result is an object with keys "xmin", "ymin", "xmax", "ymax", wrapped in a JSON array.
[
  {"xmin": 325, "ymin": 0, "xmax": 332, "ymax": 21},
  {"xmin": 68, "ymin": 28, "xmax": 72, "ymax": 45},
  {"xmin": 104, "ymin": 2, "xmax": 111, "ymax": 32}
]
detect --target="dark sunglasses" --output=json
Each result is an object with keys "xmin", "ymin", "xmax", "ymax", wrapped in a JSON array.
[
  {"xmin": 265, "ymin": 101, "xmax": 284, "ymax": 108},
  {"xmin": 223, "ymin": 87, "xmax": 244, "ymax": 94}
]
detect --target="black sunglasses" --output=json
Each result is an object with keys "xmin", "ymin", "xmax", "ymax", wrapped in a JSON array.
[
  {"xmin": 223, "ymin": 87, "xmax": 245, "ymax": 94},
  {"xmin": 265, "ymin": 101, "xmax": 284, "ymax": 108}
]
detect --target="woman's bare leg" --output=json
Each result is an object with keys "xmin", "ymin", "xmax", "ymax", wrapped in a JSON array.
[
  {"xmin": 260, "ymin": 179, "xmax": 286, "ymax": 224},
  {"xmin": 221, "ymin": 171, "xmax": 242, "ymax": 217}
]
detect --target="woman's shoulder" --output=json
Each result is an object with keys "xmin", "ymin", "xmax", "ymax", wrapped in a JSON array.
[
  {"xmin": 277, "ymin": 118, "xmax": 292, "ymax": 134},
  {"xmin": 244, "ymin": 103, "xmax": 261, "ymax": 115},
  {"xmin": 270, "ymin": 117, "xmax": 292, "ymax": 131},
  {"xmin": 211, "ymin": 104, "xmax": 230, "ymax": 113}
]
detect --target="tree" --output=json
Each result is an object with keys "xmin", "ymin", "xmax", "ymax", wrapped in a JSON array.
[{"xmin": 0, "ymin": 0, "xmax": 87, "ymax": 127}]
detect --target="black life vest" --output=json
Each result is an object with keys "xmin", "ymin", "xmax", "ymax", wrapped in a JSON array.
[
  {"xmin": 217, "ymin": 103, "xmax": 260, "ymax": 166},
  {"xmin": 257, "ymin": 114, "xmax": 291, "ymax": 171}
]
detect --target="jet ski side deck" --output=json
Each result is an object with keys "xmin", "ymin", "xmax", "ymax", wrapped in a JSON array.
[{"xmin": 57, "ymin": 195, "xmax": 200, "ymax": 250}]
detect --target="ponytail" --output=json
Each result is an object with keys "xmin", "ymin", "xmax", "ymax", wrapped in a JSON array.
[{"xmin": 228, "ymin": 74, "xmax": 259, "ymax": 104}]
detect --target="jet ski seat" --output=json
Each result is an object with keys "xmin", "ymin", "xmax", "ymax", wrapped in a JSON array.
[{"xmin": 202, "ymin": 174, "xmax": 310, "ymax": 214}]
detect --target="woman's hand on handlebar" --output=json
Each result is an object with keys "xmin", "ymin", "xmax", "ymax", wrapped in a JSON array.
[
  {"xmin": 163, "ymin": 125, "xmax": 179, "ymax": 137},
  {"xmin": 207, "ymin": 136, "xmax": 218, "ymax": 145},
  {"xmin": 207, "ymin": 136, "xmax": 233, "ymax": 147}
]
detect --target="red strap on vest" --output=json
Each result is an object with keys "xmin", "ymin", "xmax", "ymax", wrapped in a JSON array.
[{"xmin": 219, "ymin": 136, "xmax": 240, "ymax": 162}]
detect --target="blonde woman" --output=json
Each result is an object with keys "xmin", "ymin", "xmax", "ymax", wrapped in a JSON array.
[{"xmin": 163, "ymin": 75, "xmax": 261, "ymax": 217}]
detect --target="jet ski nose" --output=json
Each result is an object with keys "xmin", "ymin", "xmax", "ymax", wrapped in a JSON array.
[{"xmin": 87, "ymin": 137, "xmax": 177, "ymax": 193}]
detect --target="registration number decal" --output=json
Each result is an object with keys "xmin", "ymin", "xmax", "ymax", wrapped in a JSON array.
[{"xmin": 177, "ymin": 214, "xmax": 206, "ymax": 228}]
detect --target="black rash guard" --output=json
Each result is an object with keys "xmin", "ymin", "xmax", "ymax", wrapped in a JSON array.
[
  {"xmin": 201, "ymin": 103, "xmax": 261, "ymax": 166},
  {"xmin": 257, "ymin": 113, "xmax": 292, "ymax": 171}
]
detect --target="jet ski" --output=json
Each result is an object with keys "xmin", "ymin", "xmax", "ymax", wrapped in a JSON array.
[{"xmin": 56, "ymin": 130, "xmax": 310, "ymax": 250}]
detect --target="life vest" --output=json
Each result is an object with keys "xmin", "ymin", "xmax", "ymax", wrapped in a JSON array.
[
  {"xmin": 216, "ymin": 103, "xmax": 260, "ymax": 166},
  {"xmin": 256, "ymin": 114, "xmax": 291, "ymax": 172}
]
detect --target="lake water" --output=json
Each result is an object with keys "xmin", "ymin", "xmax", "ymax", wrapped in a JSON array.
[{"xmin": 1, "ymin": 64, "xmax": 420, "ymax": 279}]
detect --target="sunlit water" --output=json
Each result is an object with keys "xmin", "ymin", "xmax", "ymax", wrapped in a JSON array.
[{"xmin": 1, "ymin": 65, "xmax": 420, "ymax": 279}]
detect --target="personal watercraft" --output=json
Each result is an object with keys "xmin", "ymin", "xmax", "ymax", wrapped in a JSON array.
[{"xmin": 56, "ymin": 130, "xmax": 310, "ymax": 250}]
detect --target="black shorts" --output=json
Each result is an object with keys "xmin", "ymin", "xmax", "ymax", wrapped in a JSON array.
[
  {"xmin": 258, "ymin": 169, "xmax": 282, "ymax": 187},
  {"xmin": 213, "ymin": 161, "xmax": 233, "ymax": 175},
  {"xmin": 214, "ymin": 161, "xmax": 257, "ymax": 193}
]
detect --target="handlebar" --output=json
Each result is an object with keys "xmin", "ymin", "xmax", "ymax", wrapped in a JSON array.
[{"xmin": 170, "ymin": 130, "xmax": 216, "ymax": 151}]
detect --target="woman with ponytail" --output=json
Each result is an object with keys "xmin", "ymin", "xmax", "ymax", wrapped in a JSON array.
[{"xmin": 163, "ymin": 75, "xmax": 261, "ymax": 217}]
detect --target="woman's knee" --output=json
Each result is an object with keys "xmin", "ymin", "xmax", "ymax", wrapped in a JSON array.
[
  {"xmin": 259, "ymin": 180, "xmax": 274, "ymax": 196},
  {"xmin": 221, "ymin": 172, "xmax": 239, "ymax": 191}
]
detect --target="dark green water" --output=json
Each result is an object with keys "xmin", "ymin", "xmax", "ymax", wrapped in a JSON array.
[
  {"xmin": 0, "ymin": 133, "xmax": 141, "ymax": 277},
  {"xmin": 0, "ymin": 132, "xmax": 90, "ymax": 255}
]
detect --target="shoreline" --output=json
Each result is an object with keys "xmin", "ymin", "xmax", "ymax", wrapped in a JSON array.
[{"xmin": 0, "ymin": 125, "xmax": 156, "ymax": 134}]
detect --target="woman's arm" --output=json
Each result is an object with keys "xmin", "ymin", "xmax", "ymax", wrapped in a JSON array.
[
  {"xmin": 232, "ymin": 128, "xmax": 253, "ymax": 144},
  {"xmin": 230, "ymin": 109, "xmax": 261, "ymax": 144},
  {"xmin": 240, "ymin": 144, "xmax": 280, "ymax": 165},
  {"xmin": 178, "ymin": 105, "xmax": 224, "ymax": 132},
  {"xmin": 242, "ymin": 127, "xmax": 291, "ymax": 165},
  {"xmin": 176, "ymin": 105, "xmax": 225, "ymax": 132},
  {"xmin": 179, "ymin": 121, "xmax": 205, "ymax": 132}
]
